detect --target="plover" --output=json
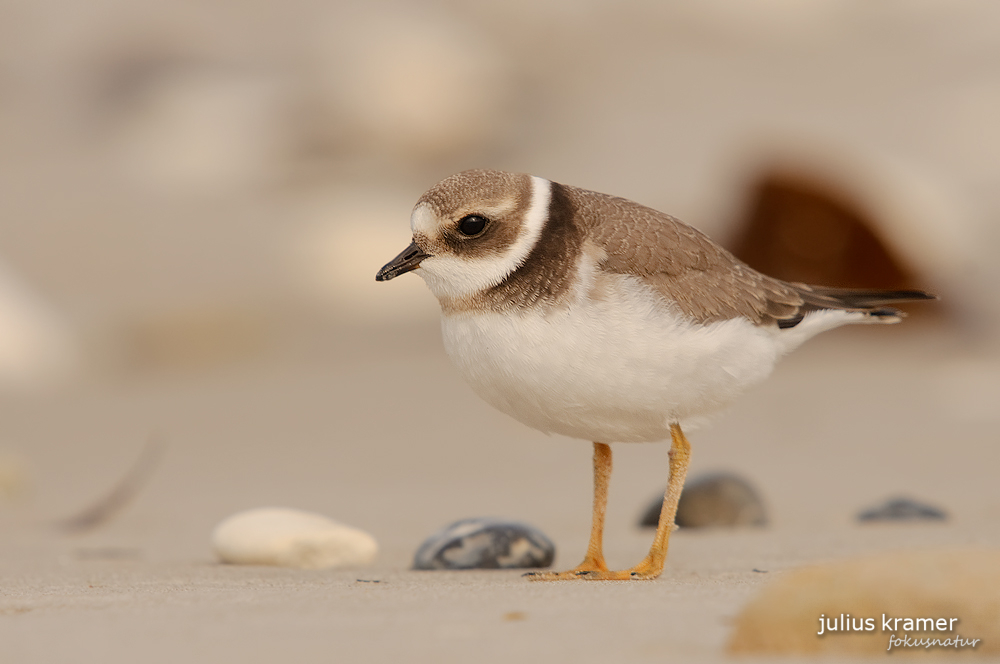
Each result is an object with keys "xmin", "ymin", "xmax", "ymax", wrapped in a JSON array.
[{"xmin": 376, "ymin": 170, "xmax": 933, "ymax": 580}]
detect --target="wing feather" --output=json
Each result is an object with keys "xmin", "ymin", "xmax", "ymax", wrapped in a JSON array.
[{"xmin": 567, "ymin": 185, "xmax": 933, "ymax": 326}]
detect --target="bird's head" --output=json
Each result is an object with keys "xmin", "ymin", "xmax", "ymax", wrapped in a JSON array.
[{"xmin": 375, "ymin": 170, "xmax": 551, "ymax": 303}]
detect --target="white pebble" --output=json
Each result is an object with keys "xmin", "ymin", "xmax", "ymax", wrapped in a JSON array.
[{"xmin": 211, "ymin": 508, "xmax": 378, "ymax": 570}]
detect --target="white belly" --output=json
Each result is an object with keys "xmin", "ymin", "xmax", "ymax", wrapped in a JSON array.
[{"xmin": 439, "ymin": 275, "xmax": 784, "ymax": 443}]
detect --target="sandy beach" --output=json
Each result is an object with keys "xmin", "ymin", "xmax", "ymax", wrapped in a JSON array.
[{"xmin": 3, "ymin": 320, "xmax": 998, "ymax": 663}]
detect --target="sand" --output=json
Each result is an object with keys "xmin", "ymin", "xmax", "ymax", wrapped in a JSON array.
[{"xmin": 1, "ymin": 322, "xmax": 998, "ymax": 663}]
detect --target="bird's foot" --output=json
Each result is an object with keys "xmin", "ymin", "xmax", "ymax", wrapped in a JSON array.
[
  {"xmin": 523, "ymin": 569, "xmax": 603, "ymax": 581},
  {"xmin": 523, "ymin": 558, "xmax": 607, "ymax": 581},
  {"xmin": 524, "ymin": 558, "xmax": 663, "ymax": 581}
]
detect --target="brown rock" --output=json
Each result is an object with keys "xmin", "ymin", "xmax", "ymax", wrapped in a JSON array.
[
  {"xmin": 640, "ymin": 473, "xmax": 767, "ymax": 528},
  {"xmin": 727, "ymin": 549, "xmax": 1000, "ymax": 656}
]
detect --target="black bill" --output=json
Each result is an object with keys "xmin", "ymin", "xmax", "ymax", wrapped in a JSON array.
[{"xmin": 375, "ymin": 241, "xmax": 430, "ymax": 282}]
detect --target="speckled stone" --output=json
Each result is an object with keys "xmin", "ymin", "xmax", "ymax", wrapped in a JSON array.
[
  {"xmin": 212, "ymin": 507, "xmax": 378, "ymax": 570},
  {"xmin": 857, "ymin": 496, "xmax": 947, "ymax": 522},
  {"xmin": 413, "ymin": 518, "xmax": 555, "ymax": 570},
  {"xmin": 640, "ymin": 472, "xmax": 767, "ymax": 528}
]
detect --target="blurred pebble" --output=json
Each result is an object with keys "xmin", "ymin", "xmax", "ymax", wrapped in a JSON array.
[
  {"xmin": 727, "ymin": 549, "xmax": 1000, "ymax": 655},
  {"xmin": 640, "ymin": 473, "xmax": 767, "ymax": 528},
  {"xmin": 0, "ymin": 263, "xmax": 77, "ymax": 389},
  {"xmin": 0, "ymin": 452, "xmax": 30, "ymax": 500},
  {"xmin": 108, "ymin": 64, "xmax": 287, "ymax": 193},
  {"xmin": 313, "ymin": 6, "xmax": 513, "ymax": 160},
  {"xmin": 857, "ymin": 497, "xmax": 947, "ymax": 522},
  {"xmin": 212, "ymin": 507, "xmax": 378, "ymax": 570},
  {"xmin": 414, "ymin": 518, "xmax": 555, "ymax": 570}
]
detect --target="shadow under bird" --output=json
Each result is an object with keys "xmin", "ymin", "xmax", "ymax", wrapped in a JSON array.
[{"xmin": 376, "ymin": 170, "xmax": 934, "ymax": 580}]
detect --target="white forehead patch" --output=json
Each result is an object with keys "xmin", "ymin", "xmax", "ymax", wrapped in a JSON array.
[
  {"xmin": 416, "ymin": 175, "xmax": 552, "ymax": 300},
  {"xmin": 410, "ymin": 202, "xmax": 436, "ymax": 237}
]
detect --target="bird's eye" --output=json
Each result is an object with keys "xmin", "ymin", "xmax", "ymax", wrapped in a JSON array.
[{"xmin": 457, "ymin": 215, "xmax": 488, "ymax": 236}]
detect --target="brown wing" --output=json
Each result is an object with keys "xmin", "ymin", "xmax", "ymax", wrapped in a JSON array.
[{"xmin": 567, "ymin": 185, "xmax": 933, "ymax": 326}]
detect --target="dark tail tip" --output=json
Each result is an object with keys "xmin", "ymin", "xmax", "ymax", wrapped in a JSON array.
[{"xmin": 868, "ymin": 306, "xmax": 905, "ymax": 318}]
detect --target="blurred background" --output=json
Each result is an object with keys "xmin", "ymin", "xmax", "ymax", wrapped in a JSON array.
[{"xmin": 1, "ymin": 0, "xmax": 999, "ymax": 565}]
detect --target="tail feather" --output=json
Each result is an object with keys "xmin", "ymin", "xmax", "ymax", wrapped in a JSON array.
[
  {"xmin": 793, "ymin": 284, "xmax": 935, "ymax": 311},
  {"xmin": 775, "ymin": 284, "xmax": 936, "ymax": 329}
]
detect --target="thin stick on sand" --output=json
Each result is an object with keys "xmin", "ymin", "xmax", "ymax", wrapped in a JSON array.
[{"xmin": 55, "ymin": 435, "xmax": 166, "ymax": 535}]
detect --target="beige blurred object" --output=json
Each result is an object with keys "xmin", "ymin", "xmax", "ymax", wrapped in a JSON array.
[
  {"xmin": 113, "ymin": 304, "xmax": 273, "ymax": 375},
  {"xmin": 728, "ymin": 549, "xmax": 1000, "ymax": 656},
  {"xmin": 311, "ymin": 6, "xmax": 514, "ymax": 160},
  {"xmin": 0, "ymin": 451, "xmax": 30, "ymax": 501},
  {"xmin": 108, "ymin": 65, "xmax": 289, "ymax": 193},
  {"xmin": 0, "ymin": 262, "xmax": 77, "ymax": 389},
  {"xmin": 667, "ymin": 0, "xmax": 849, "ymax": 42},
  {"xmin": 290, "ymin": 190, "xmax": 438, "ymax": 323}
]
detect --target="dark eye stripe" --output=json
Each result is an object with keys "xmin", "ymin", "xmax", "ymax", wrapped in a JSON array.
[{"xmin": 458, "ymin": 215, "xmax": 488, "ymax": 236}]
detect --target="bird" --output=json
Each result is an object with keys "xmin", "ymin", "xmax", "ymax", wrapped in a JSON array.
[{"xmin": 375, "ymin": 169, "xmax": 934, "ymax": 581}]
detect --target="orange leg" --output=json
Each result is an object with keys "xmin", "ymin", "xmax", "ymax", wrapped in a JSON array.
[
  {"xmin": 527, "ymin": 424, "xmax": 691, "ymax": 581},
  {"xmin": 525, "ymin": 441, "xmax": 611, "ymax": 580}
]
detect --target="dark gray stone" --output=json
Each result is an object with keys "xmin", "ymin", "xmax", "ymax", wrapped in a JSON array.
[
  {"xmin": 640, "ymin": 472, "xmax": 767, "ymax": 528},
  {"xmin": 413, "ymin": 518, "xmax": 555, "ymax": 570},
  {"xmin": 857, "ymin": 497, "xmax": 947, "ymax": 522}
]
